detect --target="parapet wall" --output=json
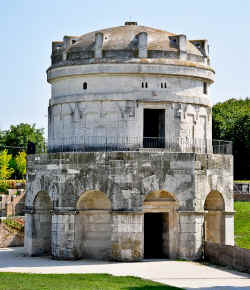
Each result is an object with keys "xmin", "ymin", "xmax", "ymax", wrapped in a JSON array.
[{"xmin": 205, "ymin": 242, "xmax": 250, "ymax": 274}]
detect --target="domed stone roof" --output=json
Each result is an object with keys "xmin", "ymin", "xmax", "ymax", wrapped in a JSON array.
[{"xmin": 68, "ymin": 24, "xmax": 202, "ymax": 56}]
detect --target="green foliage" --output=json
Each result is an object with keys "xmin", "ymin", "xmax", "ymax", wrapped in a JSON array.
[
  {"xmin": 0, "ymin": 150, "xmax": 14, "ymax": 180},
  {"xmin": 15, "ymin": 152, "xmax": 26, "ymax": 178},
  {"xmin": 234, "ymin": 201, "xmax": 250, "ymax": 249},
  {"xmin": 0, "ymin": 180, "xmax": 8, "ymax": 194},
  {"xmin": 0, "ymin": 123, "xmax": 45, "ymax": 156},
  {"xmin": 212, "ymin": 98, "xmax": 250, "ymax": 179},
  {"xmin": 0, "ymin": 273, "xmax": 182, "ymax": 290},
  {"xmin": 8, "ymin": 157, "xmax": 17, "ymax": 179},
  {"xmin": 4, "ymin": 179, "xmax": 26, "ymax": 189},
  {"xmin": 2, "ymin": 218, "xmax": 24, "ymax": 232}
]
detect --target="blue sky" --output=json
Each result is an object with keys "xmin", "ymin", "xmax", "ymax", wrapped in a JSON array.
[{"xmin": 0, "ymin": 0, "xmax": 249, "ymax": 133}]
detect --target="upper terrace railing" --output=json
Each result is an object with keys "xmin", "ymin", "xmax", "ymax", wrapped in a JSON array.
[{"xmin": 45, "ymin": 136, "xmax": 232, "ymax": 155}]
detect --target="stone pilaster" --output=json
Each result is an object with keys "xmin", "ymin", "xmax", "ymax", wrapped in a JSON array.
[
  {"xmin": 224, "ymin": 211, "xmax": 235, "ymax": 246},
  {"xmin": 138, "ymin": 32, "xmax": 148, "ymax": 58},
  {"xmin": 51, "ymin": 210, "xmax": 78, "ymax": 259},
  {"xmin": 111, "ymin": 211, "xmax": 143, "ymax": 261},
  {"xmin": 24, "ymin": 208, "xmax": 52, "ymax": 256},
  {"xmin": 24, "ymin": 213, "xmax": 33, "ymax": 256},
  {"xmin": 178, "ymin": 211, "xmax": 204, "ymax": 260}
]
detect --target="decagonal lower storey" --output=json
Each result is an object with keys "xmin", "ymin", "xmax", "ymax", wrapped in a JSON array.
[{"xmin": 25, "ymin": 152, "xmax": 234, "ymax": 261}]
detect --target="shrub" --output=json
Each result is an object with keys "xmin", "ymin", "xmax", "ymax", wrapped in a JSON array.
[
  {"xmin": 5, "ymin": 180, "xmax": 26, "ymax": 189},
  {"xmin": 2, "ymin": 218, "xmax": 24, "ymax": 232},
  {"xmin": 0, "ymin": 180, "xmax": 8, "ymax": 194}
]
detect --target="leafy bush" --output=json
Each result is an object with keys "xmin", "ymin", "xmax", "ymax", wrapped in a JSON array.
[
  {"xmin": 2, "ymin": 218, "xmax": 24, "ymax": 232},
  {"xmin": 5, "ymin": 180, "xmax": 26, "ymax": 189},
  {"xmin": 213, "ymin": 98, "xmax": 250, "ymax": 179},
  {"xmin": 0, "ymin": 180, "xmax": 8, "ymax": 194},
  {"xmin": 0, "ymin": 150, "xmax": 14, "ymax": 180}
]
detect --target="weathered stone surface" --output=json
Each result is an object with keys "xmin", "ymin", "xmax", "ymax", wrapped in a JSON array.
[
  {"xmin": 205, "ymin": 242, "xmax": 250, "ymax": 274},
  {"xmin": 25, "ymin": 23, "xmax": 233, "ymax": 262},
  {"xmin": 25, "ymin": 152, "xmax": 234, "ymax": 260}
]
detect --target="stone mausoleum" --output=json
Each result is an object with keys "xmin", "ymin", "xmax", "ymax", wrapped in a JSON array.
[{"xmin": 25, "ymin": 22, "xmax": 234, "ymax": 261}]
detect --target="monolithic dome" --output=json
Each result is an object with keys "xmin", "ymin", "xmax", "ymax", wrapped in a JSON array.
[{"xmin": 25, "ymin": 22, "xmax": 234, "ymax": 261}]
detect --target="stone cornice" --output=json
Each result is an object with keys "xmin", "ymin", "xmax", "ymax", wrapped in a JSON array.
[{"xmin": 47, "ymin": 62, "xmax": 215, "ymax": 84}]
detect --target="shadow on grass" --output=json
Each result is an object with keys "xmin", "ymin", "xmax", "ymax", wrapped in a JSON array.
[
  {"xmin": 124, "ymin": 287, "xmax": 181, "ymax": 290},
  {"xmin": 188, "ymin": 286, "xmax": 250, "ymax": 290},
  {"xmin": 127, "ymin": 287, "xmax": 250, "ymax": 290}
]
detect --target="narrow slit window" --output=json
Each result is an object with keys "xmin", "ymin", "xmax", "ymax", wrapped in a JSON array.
[
  {"xmin": 142, "ymin": 82, "xmax": 144, "ymax": 88},
  {"xmin": 145, "ymin": 82, "xmax": 148, "ymax": 88},
  {"xmin": 164, "ymin": 82, "xmax": 167, "ymax": 88},
  {"xmin": 83, "ymin": 82, "xmax": 87, "ymax": 90},
  {"xmin": 203, "ymin": 82, "xmax": 208, "ymax": 94},
  {"xmin": 161, "ymin": 83, "xmax": 163, "ymax": 89}
]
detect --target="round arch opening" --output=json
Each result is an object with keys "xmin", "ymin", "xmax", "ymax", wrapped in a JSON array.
[
  {"xmin": 76, "ymin": 190, "xmax": 111, "ymax": 210},
  {"xmin": 75, "ymin": 190, "xmax": 112, "ymax": 259},
  {"xmin": 204, "ymin": 190, "xmax": 225, "ymax": 244}
]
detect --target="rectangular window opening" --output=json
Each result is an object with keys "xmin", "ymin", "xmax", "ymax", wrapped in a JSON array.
[
  {"xmin": 203, "ymin": 82, "xmax": 208, "ymax": 94},
  {"xmin": 143, "ymin": 109, "xmax": 165, "ymax": 148}
]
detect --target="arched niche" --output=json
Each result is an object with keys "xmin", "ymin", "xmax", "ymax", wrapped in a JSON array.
[
  {"xmin": 75, "ymin": 190, "xmax": 112, "ymax": 259},
  {"xmin": 61, "ymin": 183, "xmax": 77, "ymax": 208},
  {"xmin": 143, "ymin": 190, "xmax": 178, "ymax": 259},
  {"xmin": 144, "ymin": 190, "xmax": 177, "ymax": 202},
  {"xmin": 32, "ymin": 191, "xmax": 52, "ymax": 255},
  {"xmin": 76, "ymin": 190, "xmax": 111, "ymax": 210},
  {"xmin": 204, "ymin": 190, "xmax": 225, "ymax": 210},
  {"xmin": 34, "ymin": 191, "xmax": 52, "ymax": 210},
  {"xmin": 204, "ymin": 190, "xmax": 225, "ymax": 244}
]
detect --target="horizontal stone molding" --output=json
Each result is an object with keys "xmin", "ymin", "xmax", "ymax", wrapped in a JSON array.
[
  {"xmin": 51, "ymin": 209, "xmax": 79, "ymax": 215},
  {"xmin": 178, "ymin": 211, "xmax": 235, "ymax": 215},
  {"xmin": 77, "ymin": 209, "xmax": 111, "ymax": 213},
  {"xmin": 112, "ymin": 211, "xmax": 143, "ymax": 215},
  {"xmin": 177, "ymin": 211, "xmax": 205, "ymax": 215},
  {"xmin": 223, "ymin": 211, "xmax": 235, "ymax": 215},
  {"xmin": 47, "ymin": 63, "xmax": 215, "ymax": 83},
  {"xmin": 50, "ymin": 92, "xmax": 211, "ymax": 108}
]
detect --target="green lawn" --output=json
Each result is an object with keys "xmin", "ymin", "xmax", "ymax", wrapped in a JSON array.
[
  {"xmin": 0, "ymin": 273, "xmax": 182, "ymax": 290},
  {"xmin": 234, "ymin": 201, "xmax": 250, "ymax": 249}
]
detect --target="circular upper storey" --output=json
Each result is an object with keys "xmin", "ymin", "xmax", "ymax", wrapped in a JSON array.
[
  {"xmin": 49, "ymin": 22, "xmax": 213, "ymax": 71},
  {"xmin": 47, "ymin": 23, "xmax": 214, "ymax": 152}
]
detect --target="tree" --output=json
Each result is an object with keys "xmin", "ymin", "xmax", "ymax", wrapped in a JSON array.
[
  {"xmin": 1, "ymin": 123, "xmax": 45, "ymax": 156},
  {"xmin": 0, "ymin": 150, "xmax": 14, "ymax": 180},
  {"xmin": 212, "ymin": 98, "xmax": 250, "ymax": 180},
  {"xmin": 15, "ymin": 152, "xmax": 26, "ymax": 179}
]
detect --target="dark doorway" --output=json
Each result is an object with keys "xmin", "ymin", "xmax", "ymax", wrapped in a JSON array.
[
  {"xmin": 144, "ymin": 213, "xmax": 165, "ymax": 258},
  {"xmin": 143, "ymin": 109, "xmax": 165, "ymax": 148}
]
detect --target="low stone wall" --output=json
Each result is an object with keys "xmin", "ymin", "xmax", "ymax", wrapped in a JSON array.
[
  {"xmin": 0, "ymin": 223, "xmax": 24, "ymax": 248},
  {"xmin": 233, "ymin": 182, "xmax": 250, "ymax": 201},
  {"xmin": 205, "ymin": 242, "xmax": 250, "ymax": 273},
  {"xmin": 0, "ymin": 190, "xmax": 25, "ymax": 217},
  {"xmin": 234, "ymin": 193, "xmax": 250, "ymax": 202},
  {"xmin": 234, "ymin": 182, "xmax": 250, "ymax": 194}
]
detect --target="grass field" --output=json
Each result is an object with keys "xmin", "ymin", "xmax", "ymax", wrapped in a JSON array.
[
  {"xmin": 0, "ymin": 273, "xmax": 182, "ymax": 290},
  {"xmin": 234, "ymin": 201, "xmax": 250, "ymax": 249}
]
